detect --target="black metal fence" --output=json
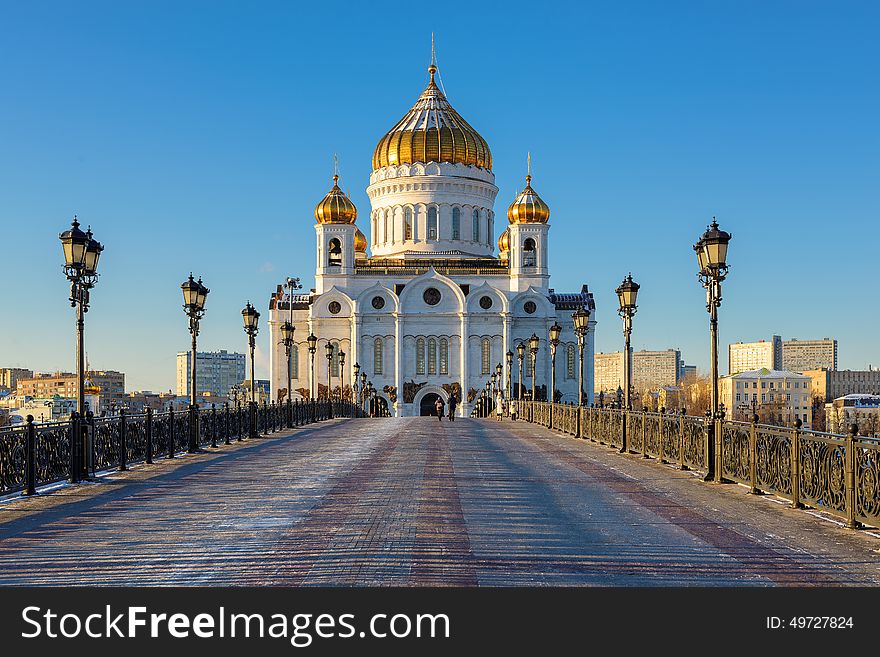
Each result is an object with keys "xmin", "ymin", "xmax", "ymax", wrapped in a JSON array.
[
  {"xmin": 1, "ymin": 399, "xmax": 364, "ymax": 497},
  {"xmin": 515, "ymin": 400, "xmax": 880, "ymax": 530}
]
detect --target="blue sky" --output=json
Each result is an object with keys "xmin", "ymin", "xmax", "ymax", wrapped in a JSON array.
[{"xmin": 1, "ymin": 1, "xmax": 878, "ymax": 391}]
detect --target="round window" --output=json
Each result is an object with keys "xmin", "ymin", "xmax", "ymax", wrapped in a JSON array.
[
  {"xmin": 371, "ymin": 296, "xmax": 386, "ymax": 310},
  {"xmin": 524, "ymin": 301, "xmax": 537, "ymax": 314},
  {"xmin": 423, "ymin": 287, "xmax": 441, "ymax": 306},
  {"xmin": 328, "ymin": 301, "xmax": 341, "ymax": 315},
  {"xmin": 479, "ymin": 295, "xmax": 493, "ymax": 310}
]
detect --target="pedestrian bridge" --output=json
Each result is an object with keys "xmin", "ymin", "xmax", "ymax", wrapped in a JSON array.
[{"xmin": 0, "ymin": 415, "xmax": 878, "ymax": 586}]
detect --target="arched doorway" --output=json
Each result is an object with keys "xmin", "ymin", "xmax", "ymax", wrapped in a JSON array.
[{"xmin": 420, "ymin": 393, "xmax": 442, "ymax": 416}]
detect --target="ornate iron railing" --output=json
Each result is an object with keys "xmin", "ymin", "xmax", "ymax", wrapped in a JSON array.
[
  {"xmin": 1, "ymin": 398, "xmax": 366, "ymax": 497},
  {"xmin": 511, "ymin": 402, "xmax": 878, "ymax": 529}
]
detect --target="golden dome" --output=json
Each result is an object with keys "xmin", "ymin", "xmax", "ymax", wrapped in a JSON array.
[
  {"xmin": 498, "ymin": 227, "xmax": 510, "ymax": 252},
  {"xmin": 83, "ymin": 374, "xmax": 100, "ymax": 396},
  {"xmin": 372, "ymin": 64, "xmax": 491, "ymax": 170},
  {"xmin": 314, "ymin": 175, "xmax": 357, "ymax": 224},
  {"xmin": 354, "ymin": 227, "xmax": 367, "ymax": 253},
  {"xmin": 507, "ymin": 174, "xmax": 550, "ymax": 224}
]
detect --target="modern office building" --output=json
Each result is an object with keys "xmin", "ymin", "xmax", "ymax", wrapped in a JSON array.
[
  {"xmin": 781, "ymin": 338, "xmax": 837, "ymax": 372},
  {"xmin": 728, "ymin": 336, "xmax": 782, "ymax": 375},
  {"xmin": 176, "ymin": 350, "xmax": 246, "ymax": 401}
]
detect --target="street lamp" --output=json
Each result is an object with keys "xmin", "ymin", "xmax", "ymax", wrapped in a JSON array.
[
  {"xmin": 485, "ymin": 380, "xmax": 491, "ymax": 417},
  {"xmin": 491, "ymin": 372, "xmax": 497, "ymax": 401},
  {"xmin": 516, "ymin": 342, "xmax": 526, "ymax": 401},
  {"xmin": 280, "ymin": 320, "xmax": 295, "ymax": 425},
  {"xmin": 181, "ymin": 274, "xmax": 209, "ymax": 452},
  {"xmin": 694, "ymin": 217, "xmax": 732, "ymax": 482},
  {"xmin": 307, "ymin": 333, "xmax": 318, "ymax": 400},
  {"xmin": 528, "ymin": 334, "xmax": 539, "ymax": 401},
  {"xmin": 242, "ymin": 301, "xmax": 260, "ymax": 439},
  {"xmin": 60, "ymin": 216, "xmax": 103, "ymax": 482},
  {"xmin": 616, "ymin": 274, "xmax": 639, "ymax": 453},
  {"xmin": 549, "ymin": 321, "xmax": 561, "ymax": 407},
  {"xmin": 505, "ymin": 351, "xmax": 513, "ymax": 408},
  {"xmin": 353, "ymin": 362, "xmax": 360, "ymax": 404},
  {"xmin": 572, "ymin": 305, "xmax": 591, "ymax": 408},
  {"xmin": 339, "ymin": 350, "xmax": 346, "ymax": 401},
  {"xmin": 360, "ymin": 370, "xmax": 367, "ymax": 409},
  {"xmin": 324, "ymin": 342, "xmax": 335, "ymax": 400}
]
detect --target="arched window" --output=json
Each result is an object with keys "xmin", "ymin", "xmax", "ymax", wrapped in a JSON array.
[
  {"xmin": 427, "ymin": 207, "xmax": 438, "ymax": 240},
  {"xmin": 372, "ymin": 213, "xmax": 378, "ymax": 244},
  {"xmin": 452, "ymin": 208, "xmax": 460, "ymax": 240},
  {"xmin": 428, "ymin": 338, "xmax": 437, "ymax": 374},
  {"xmin": 472, "ymin": 209, "xmax": 480, "ymax": 242},
  {"xmin": 331, "ymin": 343, "xmax": 340, "ymax": 377},
  {"xmin": 522, "ymin": 238, "xmax": 536, "ymax": 267},
  {"xmin": 291, "ymin": 345, "xmax": 299, "ymax": 379},
  {"xmin": 328, "ymin": 238, "xmax": 342, "ymax": 266},
  {"xmin": 416, "ymin": 338, "xmax": 426, "ymax": 375},
  {"xmin": 439, "ymin": 338, "xmax": 449, "ymax": 375},
  {"xmin": 404, "ymin": 207, "xmax": 413, "ymax": 240},
  {"xmin": 384, "ymin": 213, "xmax": 390, "ymax": 243},
  {"xmin": 481, "ymin": 338, "xmax": 491, "ymax": 375},
  {"xmin": 487, "ymin": 212, "xmax": 493, "ymax": 245},
  {"xmin": 567, "ymin": 345, "xmax": 576, "ymax": 379},
  {"xmin": 373, "ymin": 338, "xmax": 383, "ymax": 375}
]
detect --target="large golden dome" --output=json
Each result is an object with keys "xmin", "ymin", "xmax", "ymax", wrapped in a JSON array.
[
  {"xmin": 354, "ymin": 227, "xmax": 367, "ymax": 253},
  {"xmin": 314, "ymin": 175, "xmax": 357, "ymax": 224},
  {"xmin": 507, "ymin": 174, "xmax": 550, "ymax": 224},
  {"xmin": 372, "ymin": 64, "xmax": 492, "ymax": 170}
]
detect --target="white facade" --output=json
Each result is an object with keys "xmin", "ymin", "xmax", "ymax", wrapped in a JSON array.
[{"xmin": 267, "ymin": 61, "xmax": 596, "ymax": 416}]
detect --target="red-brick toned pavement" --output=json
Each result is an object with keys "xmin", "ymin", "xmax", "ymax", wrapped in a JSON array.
[{"xmin": 0, "ymin": 417, "xmax": 877, "ymax": 586}]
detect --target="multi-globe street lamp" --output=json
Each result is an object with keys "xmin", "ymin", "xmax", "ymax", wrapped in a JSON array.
[
  {"xmin": 306, "ymin": 333, "xmax": 318, "ymax": 399},
  {"xmin": 241, "ymin": 301, "xmax": 260, "ymax": 439},
  {"xmin": 694, "ymin": 218, "xmax": 732, "ymax": 482},
  {"xmin": 616, "ymin": 274, "xmax": 639, "ymax": 452},
  {"xmin": 528, "ymin": 334, "xmax": 539, "ymax": 401},
  {"xmin": 280, "ymin": 320, "xmax": 295, "ymax": 424},
  {"xmin": 181, "ymin": 274, "xmax": 209, "ymax": 453},
  {"xmin": 572, "ymin": 305, "xmax": 591, "ymax": 409},
  {"xmin": 59, "ymin": 217, "xmax": 103, "ymax": 482},
  {"xmin": 516, "ymin": 342, "xmax": 526, "ymax": 401}
]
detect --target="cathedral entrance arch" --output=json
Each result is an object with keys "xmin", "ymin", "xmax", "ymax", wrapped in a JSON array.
[{"xmin": 413, "ymin": 386, "xmax": 449, "ymax": 417}]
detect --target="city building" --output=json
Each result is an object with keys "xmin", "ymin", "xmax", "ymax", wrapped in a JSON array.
[
  {"xmin": 16, "ymin": 370, "xmax": 125, "ymax": 402},
  {"xmin": 720, "ymin": 368, "xmax": 813, "ymax": 428},
  {"xmin": 679, "ymin": 363, "xmax": 697, "ymax": 382},
  {"xmin": 728, "ymin": 336, "xmax": 782, "ymax": 375},
  {"xmin": 824, "ymin": 394, "xmax": 880, "ymax": 436},
  {"xmin": 803, "ymin": 367, "xmax": 880, "ymax": 402},
  {"xmin": 594, "ymin": 349, "xmax": 682, "ymax": 394},
  {"xmin": 782, "ymin": 338, "xmax": 837, "ymax": 372},
  {"xmin": 267, "ymin": 56, "xmax": 597, "ymax": 416},
  {"xmin": 0, "ymin": 367, "xmax": 33, "ymax": 390},
  {"xmin": 176, "ymin": 350, "xmax": 245, "ymax": 400}
]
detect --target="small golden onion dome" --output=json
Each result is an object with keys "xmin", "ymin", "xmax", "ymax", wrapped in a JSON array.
[
  {"xmin": 507, "ymin": 174, "xmax": 550, "ymax": 224},
  {"xmin": 83, "ymin": 374, "xmax": 101, "ymax": 396},
  {"xmin": 498, "ymin": 227, "xmax": 510, "ymax": 252},
  {"xmin": 314, "ymin": 175, "xmax": 357, "ymax": 224},
  {"xmin": 372, "ymin": 63, "xmax": 492, "ymax": 170},
  {"xmin": 354, "ymin": 227, "xmax": 367, "ymax": 253}
]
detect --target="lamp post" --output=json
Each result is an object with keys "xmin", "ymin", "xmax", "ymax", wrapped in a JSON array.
[
  {"xmin": 324, "ymin": 342, "xmax": 334, "ymax": 400},
  {"xmin": 505, "ymin": 351, "xmax": 513, "ymax": 409},
  {"xmin": 485, "ymin": 380, "xmax": 491, "ymax": 417},
  {"xmin": 360, "ymin": 371, "xmax": 367, "ymax": 410},
  {"xmin": 353, "ymin": 362, "xmax": 360, "ymax": 405},
  {"xmin": 280, "ymin": 320, "xmax": 295, "ymax": 425},
  {"xmin": 181, "ymin": 274, "xmax": 209, "ymax": 452},
  {"xmin": 572, "ymin": 306, "xmax": 591, "ymax": 409},
  {"xmin": 616, "ymin": 274, "xmax": 639, "ymax": 452},
  {"xmin": 60, "ymin": 217, "xmax": 103, "ymax": 482},
  {"xmin": 694, "ymin": 218, "xmax": 732, "ymax": 482},
  {"xmin": 516, "ymin": 342, "xmax": 526, "ymax": 401},
  {"xmin": 241, "ymin": 301, "xmax": 260, "ymax": 439},
  {"xmin": 339, "ymin": 350, "xmax": 346, "ymax": 401},
  {"xmin": 307, "ymin": 333, "xmax": 318, "ymax": 400},
  {"xmin": 549, "ymin": 321, "xmax": 561, "ymax": 407},
  {"xmin": 528, "ymin": 334, "xmax": 539, "ymax": 401},
  {"xmin": 491, "ymin": 372, "xmax": 497, "ymax": 403}
]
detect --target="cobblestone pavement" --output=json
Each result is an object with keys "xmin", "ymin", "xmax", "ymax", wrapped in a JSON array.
[{"xmin": 0, "ymin": 417, "xmax": 877, "ymax": 586}]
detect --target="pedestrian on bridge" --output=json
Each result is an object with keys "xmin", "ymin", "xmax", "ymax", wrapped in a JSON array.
[
  {"xmin": 448, "ymin": 394, "xmax": 457, "ymax": 421},
  {"xmin": 496, "ymin": 392, "xmax": 505, "ymax": 421},
  {"xmin": 434, "ymin": 397, "xmax": 445, "ymax": 421}
]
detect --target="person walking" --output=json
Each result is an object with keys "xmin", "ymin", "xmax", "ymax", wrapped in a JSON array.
[
  {"xmin": 495, "ymin": 391, "xmax": 504, "ymax": 421},
  {"xmin": 448, "ymin": 394, "xmax": 458, "ymax": 421},
  {"xmin": 434, "ymin": 396, "xmax": 444, "ymax": 421}
]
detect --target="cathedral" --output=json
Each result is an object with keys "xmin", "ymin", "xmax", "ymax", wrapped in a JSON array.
[{"xmin": 267, "ymin": 56, "xmax": 596, "ymax": 417}]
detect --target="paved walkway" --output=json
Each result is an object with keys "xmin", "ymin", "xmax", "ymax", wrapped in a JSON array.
[{"xmin": 0, "ymin": 417, "xmax": 877, "ymax": 586}]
